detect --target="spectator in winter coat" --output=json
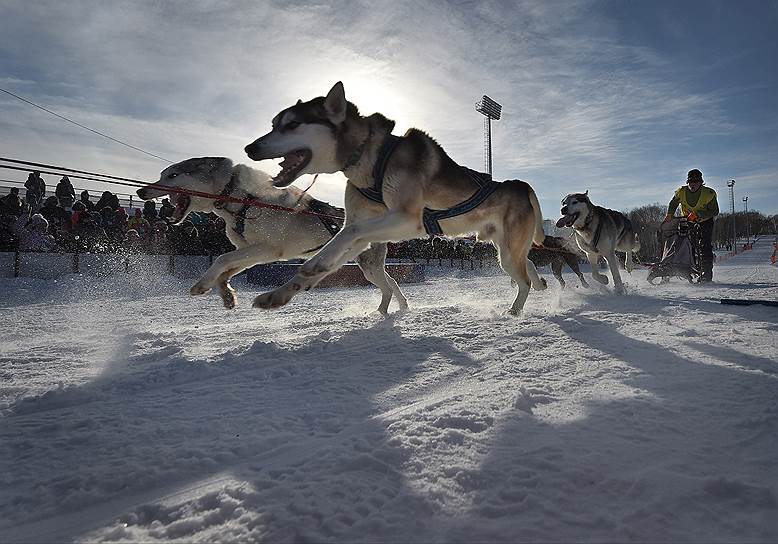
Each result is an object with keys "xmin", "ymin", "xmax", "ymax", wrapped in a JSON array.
[
  {"xmin": 149, "ymin": 220, "xmax": 170, "ymax": 254},
  {"xmin": 80, "ymin": 190, "xmax": 96, "ymax": 212},
  {"xmin": 55, "ymin": 176, "xmax": 76, "ymax": 209},
  {"xmin": 158, "ymin": 198, "xmax": 175, "ymax": 222},
  {"xmin": 127, "ymin": 208, "xmax": 150, "ymax": 239},
  {"xmin": 39, "ymin": 196, "xmax": 70, "ymax": 234},
  {"xmin": 72, "ymin": 211, "xmax": 109, "ymax": 252},
  {"xmin": 70, "ymin": 201, "xmax": 86, "ymax": 229},
  {"xmin": 95, "ymin": 191, "xmax": 120, "ymax": 212},
  {"xmin": 24, "ymin": 171, "xmax": 46, "ymax": 211},
  {"xmin": 1, "ymin": 187, "xmax": 24, "ymax": 217},
  {"xmin": 143, "ymin": 200, "xmax": 158, "ymax": 223},
  {"xmin": 15, "ymin": 213, "xmax": 57, "ymax": 252}
]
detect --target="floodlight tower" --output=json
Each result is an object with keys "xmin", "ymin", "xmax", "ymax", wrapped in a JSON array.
[
  {"xmin": 475, "ymin": 95, "xmax": 502, "ymax": 176},
  {"xmin": 727, "ymin": 179, "xmax": 736, "ymax": 253},
  {"xmin": 743, "ymin": 196, "xmax": 750, "ymax": 246}
]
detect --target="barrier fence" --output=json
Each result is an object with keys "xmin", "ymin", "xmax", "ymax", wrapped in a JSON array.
[{"xmin": 0, "ymin": 251, "xmax": 426, "ymax": 287}]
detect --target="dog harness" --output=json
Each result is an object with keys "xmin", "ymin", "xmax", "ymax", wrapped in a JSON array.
[
  {"xmin": 213, "ymin": 173, "xmax": 254, "ymax": 237},
  {"xmin": 582, "ymin": 207, "xmax": 632, "ymax": 252},
  {"xmin": 216, "ymin": 173, "xmax": 343, "ymax": 239},
  {"xmin": 353, "ymin": 135, "xmax": 500, "ymax": 236},
  {"xmin": 581, "ymin": 210, "xmax": 604, "ymax": 250}
]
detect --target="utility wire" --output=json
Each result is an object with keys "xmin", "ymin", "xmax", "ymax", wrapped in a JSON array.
[
  {"xmin": 0, "ymin": 157, "xmax": 151, "ymax": 186},
  {"xmin": 0, "ymin": 87, "xmax": 173, "ymax": 164}
]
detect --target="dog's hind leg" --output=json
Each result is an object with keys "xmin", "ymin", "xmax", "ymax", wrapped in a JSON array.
[
  {"xmin": 356, "ymin": 243, "xmax": 408, "ymax": 314},
  {"xmin": 495, "ymin": 236, "xmax": 533, "ymax": 316},
  {"xmin": 565, "ymin": 255, "xmax": 589, "ymax": 287},
  {"xmin": 551, "ymin": 259, "xmax": 566, "ymax": 288},
  {"xmin": 624, "ymin": 250, "xmax": 635, "ymax": 273},
  {"xmin": 254, "ymin": 212, "xmax": 423, "ymax": 310},
  {"xmin": 526, "ymin": 259, "xmax": 548, "ymax": 291}
]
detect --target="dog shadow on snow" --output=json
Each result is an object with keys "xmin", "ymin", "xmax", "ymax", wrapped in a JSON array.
[
  {"xmin": 1, "ymin": 316, "xmax": 481, "ymax": 543},
  {"xmin": 429, "ymin": 313, "xmax": 778, "ymax": 542}
]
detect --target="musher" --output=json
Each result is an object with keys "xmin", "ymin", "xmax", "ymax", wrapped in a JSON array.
[{"xmin": 663, "ymin": 168, "xmax": 719, "ymax": 283}]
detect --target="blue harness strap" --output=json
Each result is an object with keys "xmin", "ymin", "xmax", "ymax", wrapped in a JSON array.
[
  {"xmin": 354, "ymin": 135, "xmax": 402, "ymax": 204},
  {"xmin": 422, "ymin": 168, "xmax": 499, "ymax": 236},
  {"xmin": 355, "ymin": 134, "xmax": 500, "ymax": 236}
]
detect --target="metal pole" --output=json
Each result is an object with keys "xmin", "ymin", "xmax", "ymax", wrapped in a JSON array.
[
  {"xmin": 743, "ymin": 196, "xmax": 749, "ymax": 246},
  {"xmin": 727, "ymin": 180, "xmax": 736, "ymax": 253},
  {"xmin": 485, "ymin": 117, "xmax": 492, "ymax": 175}
]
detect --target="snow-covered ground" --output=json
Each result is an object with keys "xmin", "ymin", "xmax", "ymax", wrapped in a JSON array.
[{"xmin": 1, "ymin": 241, "xmax": 777, "ymax": 543}]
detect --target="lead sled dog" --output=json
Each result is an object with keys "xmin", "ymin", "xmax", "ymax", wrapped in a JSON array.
[
  {"xmin": 136, "ymin": 157, "xmax": 408, "ymax": 313},
  {"xmin": 557, "ymin": 191, "xmax": 640, "ymax": 294},
  {"xmin": 244, "ymin": 81, "xmax": 547, "ymax": 315}
]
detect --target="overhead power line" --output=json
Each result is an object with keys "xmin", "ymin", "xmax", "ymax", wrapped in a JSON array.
[{"xmin": 0, "ymin": 87, "xmax": 173, "ymax": 164}]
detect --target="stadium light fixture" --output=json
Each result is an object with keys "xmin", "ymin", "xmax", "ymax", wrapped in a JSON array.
[{"xmin": 475, "ymin": 95, "xmax": 502, "ymax": 176}]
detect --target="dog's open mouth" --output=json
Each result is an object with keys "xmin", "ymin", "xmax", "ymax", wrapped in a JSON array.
[
  {"xmin": 272, "ymin": 148, "xmax": 312, "ymax": 187},
  {"xmin": 556, "ymin": 212, "xmax": 579, "ymax": 228},
  {"xmin": 170, "ymin": 193, "xmax": 191, "ymax": 224}
]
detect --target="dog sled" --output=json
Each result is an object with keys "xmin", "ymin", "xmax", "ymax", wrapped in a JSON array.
[{"xmin": 647, "ymin": 217, "xmax": 701, "ymax": 284}]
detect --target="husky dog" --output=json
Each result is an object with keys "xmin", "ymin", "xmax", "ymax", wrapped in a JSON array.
[
  {"xmin": 557, "ymin": 191, "xmax": 640, "ymax": 294},
  {"xmin": 244, "ymin": 82, "xmax": 547, "ymax": 315},
  {"xmin": 529, "ymin": 235, "xmax": 589, "ymax": 288},
  {"xmin": 136, "ymin": 157, "xmax": 407, "ymax": 313}
]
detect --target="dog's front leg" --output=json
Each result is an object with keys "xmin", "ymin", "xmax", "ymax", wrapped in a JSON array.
[
  {"xmin": 604, "ymin": 251, "xmax": 626, "ymax": 294},
  {"xmin": 192, "ymin": 245, "xmax": 276, "ymax": 307},
  {"xmin": 587, "ymin": 253, "xmax": 609, "ymax": 286},
  {"xmin": 253, "ymin": 212, "xmax": 423, "ymax": 310}
]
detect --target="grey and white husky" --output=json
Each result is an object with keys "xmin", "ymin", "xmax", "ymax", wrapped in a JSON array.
[
  {"xmin": 244, "ymin": 82, "xmax": 547, "ymax": 315},
  {"xmin": 557, "ymin": 191, "xmax": 640, "ymax": 294},
  {"xmin": 136, "ymin": 157, "xmax": 407, "ymax": 313}
]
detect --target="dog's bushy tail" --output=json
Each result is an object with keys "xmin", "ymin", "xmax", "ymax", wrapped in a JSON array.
[{"xmin": 528, "ymin": 186, "xmax": 545, "ymax": 246}]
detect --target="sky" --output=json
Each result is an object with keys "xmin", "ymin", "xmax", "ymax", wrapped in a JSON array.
[{"xmin": 1, "ymin": 0, "xmax": 777, "ymax": 217}]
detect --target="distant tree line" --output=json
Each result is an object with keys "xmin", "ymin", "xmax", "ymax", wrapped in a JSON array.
[{"xmin": 626, "ymin": 204, "xmax": 777, "ymax": 262}]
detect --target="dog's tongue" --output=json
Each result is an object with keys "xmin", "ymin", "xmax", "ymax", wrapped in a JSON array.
[
  {"xmin": 279, "ymin": 150, "xmax": 304, "ymax": 169},
  {"xmin": 556, "ymin": 214, "xmax": 575, "ymax": 228}
]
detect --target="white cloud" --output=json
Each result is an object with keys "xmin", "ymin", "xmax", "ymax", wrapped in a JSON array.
[{"xmin": 1, "ymin": 0, "xmax": 775, "ymax": 216}]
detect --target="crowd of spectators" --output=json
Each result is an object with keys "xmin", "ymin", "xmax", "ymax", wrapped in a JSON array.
[
  {"xmin": 0, "ymin": 173, "xmax": 233, "ymax": 256},
  {"xmin": 2, "ymin": 173, "xmax": 500, "ymax": 264}
]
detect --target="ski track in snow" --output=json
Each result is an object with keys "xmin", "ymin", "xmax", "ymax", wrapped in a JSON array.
[{"xmin": 1, "ymin": 243, "xmax": 777, "ymax": 543}]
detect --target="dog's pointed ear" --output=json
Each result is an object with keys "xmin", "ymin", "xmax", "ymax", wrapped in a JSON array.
[
  {"xmin": 296, "ymin": 99, "xmax": 302, "ymax": 105},
  {"xmin": 324, "ymin": 81, "xmax": 347, "ymax": 125},
  {"xmin": 584, "ymin": 190, "xmax": 589, "ymax": 197}
]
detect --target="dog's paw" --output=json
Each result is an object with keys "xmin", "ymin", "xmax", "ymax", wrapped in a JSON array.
[
  {"xmin": 252, "ymin": 288, "xmax": 294, "ymax": 310},
  {"xmin": 190, "ymin": 282, "xmax": 212, "ymax": 296},
  {"xmin": 221, "ymin": 289, "xmax": 237, "ymax": 309},
  {"xmin": 595, "ymin": 275, "xmax": 609, "ymax": 285},
  {"xmin": 506, "ymin": 308, "xmax": 521, "ymax": 317}
]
